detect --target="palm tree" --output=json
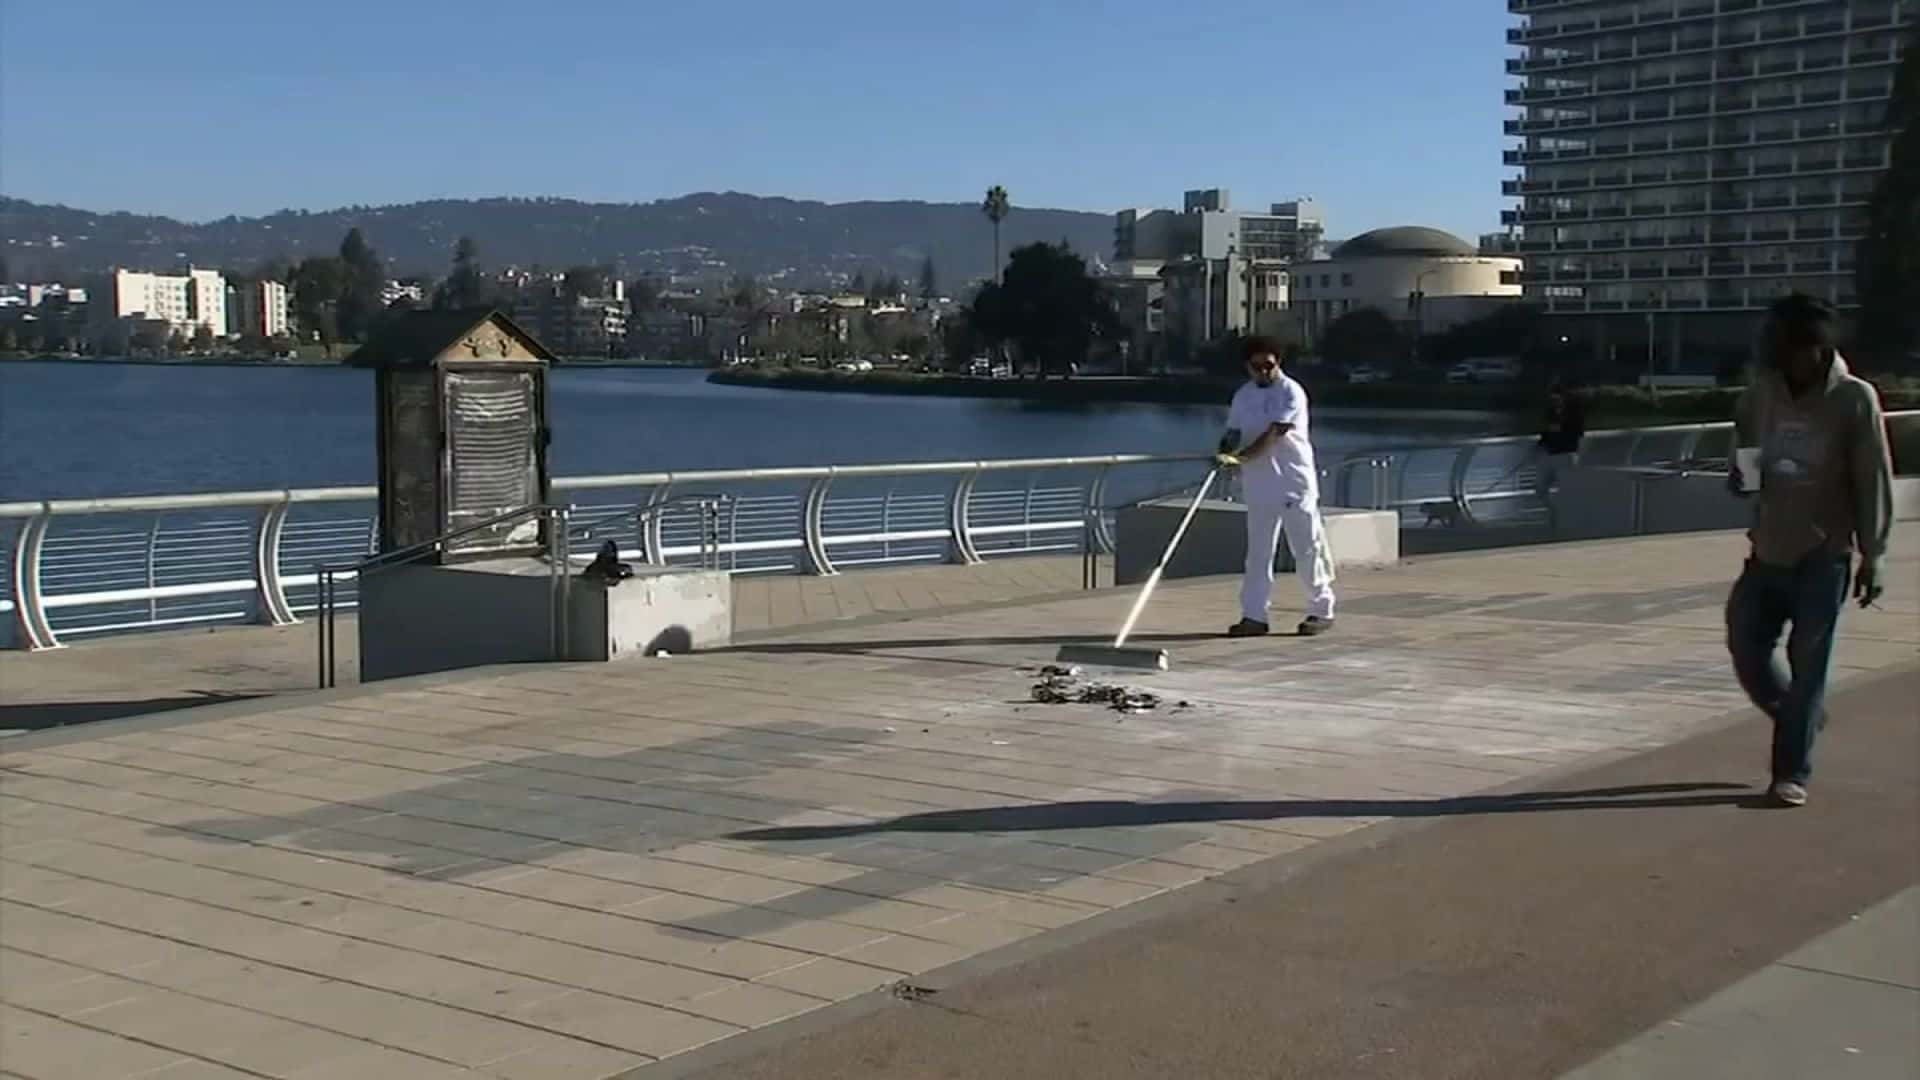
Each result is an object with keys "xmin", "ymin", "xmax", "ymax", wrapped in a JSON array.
[{"xmin": 981, "ymin": 186, "xmax": 1011, "ymax": 284}]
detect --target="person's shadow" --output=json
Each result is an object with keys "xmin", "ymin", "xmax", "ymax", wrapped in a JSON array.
[{"xmin": 729, "ymin": 782, "xmax": 1767, "ymax": 842}]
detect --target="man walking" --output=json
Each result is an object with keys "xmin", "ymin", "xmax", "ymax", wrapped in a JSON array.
[
  {"xmin": 1536, "ymin": 381, "xmax": 1586, "ymax": 529},
  {"xmin": 1727, "ymin": 294, "xmax": 1894, "ymax": 807},
  {"xmin": 1217, "ymin": 336, "xmax": 1336, "ymax": 637}
]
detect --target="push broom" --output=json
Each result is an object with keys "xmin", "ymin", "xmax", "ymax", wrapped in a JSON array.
[{"xmin": 1056, "ymin": 467, "xmax": 1220, "ymax": 672}]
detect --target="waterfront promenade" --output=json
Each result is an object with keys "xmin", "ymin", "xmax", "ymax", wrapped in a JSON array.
[{"xmin": 1, "ymin": 531, "xmax": 1914, "ymax": 1078}]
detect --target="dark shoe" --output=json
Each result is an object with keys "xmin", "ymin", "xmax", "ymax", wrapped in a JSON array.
[
  {"xmin": 1227, "ymin": 618, "xmax": 1270, "ymax": 638},
  {"xmin": 1297, "ymin": 616, "xmax": 1335, "ymax": 637}
]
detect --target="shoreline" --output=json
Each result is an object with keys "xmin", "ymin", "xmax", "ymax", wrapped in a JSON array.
[
  {"xmin": 0, "ymin": 354, "xmax": 706, "ymax": 370},
  {"xmin": 705, "ymin": 366, "xmax": 1748, "ymax": 424}
]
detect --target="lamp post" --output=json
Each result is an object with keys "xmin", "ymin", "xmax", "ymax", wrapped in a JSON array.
[{"xmin": 1412, "ymin": 267, "xmax": 1443, "ymax": 367}]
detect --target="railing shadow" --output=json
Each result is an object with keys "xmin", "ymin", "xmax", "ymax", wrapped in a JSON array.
[
  {"xmin": 726, "ymin": 631, "xmax": 1222, "ymax": 658},
  {"xmin": 729, "ymin": 783, "xmax": 1766, "ymax": 842},
  {"xmin": 0, "ymin": 692, "xmax": 260, "ymax": 732}
]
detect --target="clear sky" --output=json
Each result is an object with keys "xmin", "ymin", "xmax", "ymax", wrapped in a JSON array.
[{"xmin": 0, "ymin": 0, "xmax": 1513, "ymax": 240}]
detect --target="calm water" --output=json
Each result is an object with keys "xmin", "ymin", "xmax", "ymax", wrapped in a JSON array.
[{"xmin": 0, "ymin": 363, "xmax": 1504, "ymax": 501}]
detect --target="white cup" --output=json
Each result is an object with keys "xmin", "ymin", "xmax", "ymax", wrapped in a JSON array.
[{"xmin": 1735, "ymin": 447, "xmax": 1762, "ymax": 493}]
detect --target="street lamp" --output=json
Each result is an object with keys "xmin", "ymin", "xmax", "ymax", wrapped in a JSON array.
[{"xmin": 1412, "ymin": 267, "xmax": 1444, "ymax": 366}]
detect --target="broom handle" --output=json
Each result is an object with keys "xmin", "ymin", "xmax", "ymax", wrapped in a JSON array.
[{"xmin": 1113, "ymin": 468, "xmax": 1218, "ymax": 648}]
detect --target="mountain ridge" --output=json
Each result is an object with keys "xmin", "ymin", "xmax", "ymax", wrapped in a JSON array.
[{"xmin": 0, "ymin": 192, "xmax": 1116, "ymax": 287}]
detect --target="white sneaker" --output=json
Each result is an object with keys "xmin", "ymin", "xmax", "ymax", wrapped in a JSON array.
[{"xmin": 1769, "ymin": 781, "xmax": 1808, "ymax": 807}]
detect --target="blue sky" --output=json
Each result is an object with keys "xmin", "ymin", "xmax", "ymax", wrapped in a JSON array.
[{"xmin": 0, "ymin": 0, "xmax": 1513, "ymax": 240}]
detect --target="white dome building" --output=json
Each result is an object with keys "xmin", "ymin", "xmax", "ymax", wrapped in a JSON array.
[{"xmin": 1290, "ymin": 226, "xmax": 1521, "ymax": 342}]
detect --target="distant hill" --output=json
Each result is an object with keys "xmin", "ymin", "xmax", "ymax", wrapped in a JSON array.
[{"xmin": 0, "ymin": 193, "xmax": 1115, "ymax": 288}]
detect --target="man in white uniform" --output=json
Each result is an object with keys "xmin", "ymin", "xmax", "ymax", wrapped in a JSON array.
[{"xmin": 1216, "ymin": 336, "xmax": 1336, "ymax": 637}]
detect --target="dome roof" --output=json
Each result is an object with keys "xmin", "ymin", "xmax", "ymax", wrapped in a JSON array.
[{"xmin": 1335, "ymin": 226, "xmax": 1478, "ymax": 259}]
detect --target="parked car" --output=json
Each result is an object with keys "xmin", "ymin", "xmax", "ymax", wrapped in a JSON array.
[
  {"xmin": 1345, "ymin": 363, "xmax": 1389, "ymax": 385},
  {"xmin": 1447, "ymin": 356, "xmax": 1524, "ymax": 384}
]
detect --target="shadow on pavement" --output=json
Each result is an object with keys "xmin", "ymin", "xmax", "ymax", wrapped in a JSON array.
[
  {"xmin": 729, "ymin": 632, "xmax": 1237, "ymax": 657},
  {"xmin": 0, "ymin": 693, "xmax": 259, "ymax": 731},
  {"xmin": 729, "ymin": 782, "xmax": 1764, "ymax": 841}
]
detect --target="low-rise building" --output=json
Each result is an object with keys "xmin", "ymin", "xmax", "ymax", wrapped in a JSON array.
[
  {"xmin": 1109, "ymin": 188, "xmax": 1324, "ymax": 369},
  {"xmin": 1289, "ymin": 226, "xmax": 1522, "ymax": 343},
  {"xmin": 105, "ymin": 268, "xmax": 226, "ymax": 339},
  {"xmin": 509, "ymin": 281, "xmax": 628, "ymax": 358}
]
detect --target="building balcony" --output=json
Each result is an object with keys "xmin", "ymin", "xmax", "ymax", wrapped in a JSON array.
[
  {"xmin": 1510, "ymin": 43, "xmax": 1891, "ymax": 104},
  {"xmin": 1506, "ymin": 129, "xmax": 1877, "ymax": 168},
  {"xmin": 1502, "ymin": 226, "xmax": 1862, "ymax": 258}
]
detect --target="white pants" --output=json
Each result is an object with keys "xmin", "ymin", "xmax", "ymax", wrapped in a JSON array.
[{"xmin": 1242, "ymin": 495, "xmax": 1337, "ymax": 622}]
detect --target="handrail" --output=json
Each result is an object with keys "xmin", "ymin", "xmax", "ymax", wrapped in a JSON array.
[
  {"xmin": 572, "ymin": 492, "xmax": 738, "ymax": 570},
  {"xmin": 315, "ymin": 503, "xmax": 572, "ymax": 689},
  {"xmin": 0, "ymin": 456, "xmax": 1199, "ymax": 519}
]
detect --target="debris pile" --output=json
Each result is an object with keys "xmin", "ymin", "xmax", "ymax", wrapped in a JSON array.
[{"xmin": 1029, "ymin": 665, "xmax": 1166, "ymax": 714}]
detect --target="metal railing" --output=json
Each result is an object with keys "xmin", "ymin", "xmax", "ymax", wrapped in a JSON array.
[
  {"xmin": 8, "ymin": 414, "xmax": 1912, "ymax": 652},
  {"xmin": 0, "ymin": 453, "xmax": 1203, "ymax": 651},
  {"xmin": 1326, "ymin": 411, "xmax": 1918, "ymax": 530}
]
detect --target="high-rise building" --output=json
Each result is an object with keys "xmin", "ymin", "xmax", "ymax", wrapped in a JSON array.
[
  {"xmin": 227, "ymin": 279, "xmax": 291, "ymax": 339},
  {"xmin": 1504, "ymin": 0, "xmax": 1913, "ymax": 360}
]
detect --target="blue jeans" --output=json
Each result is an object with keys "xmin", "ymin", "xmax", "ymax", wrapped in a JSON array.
[{"xmin": 1725, "ymin": 552, "xmax": 1851, "ymax": 785}]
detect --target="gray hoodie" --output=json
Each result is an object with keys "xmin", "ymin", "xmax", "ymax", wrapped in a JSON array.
[{"xmin": 1734, "ymin": 351, "xmax": 1895, "ymax": 569}]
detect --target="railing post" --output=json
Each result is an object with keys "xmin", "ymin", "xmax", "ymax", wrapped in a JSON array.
[
  {"xmin": 641, "ymin": 485, "xmax": 672, "ymax": 566},
  {"xmin": 255, "ymin": 499, "xmax": 297, "ymax": 627},
  {"xmin": 802, "ymin": 476, "xmax": 839, "ymax": 575},
  {"xmin": 315, "ymin": 567, "xmax": 333, "ymax": 689},
  {"xmin": 1086, "ymin": 466, "xmax": 1115, "ymax": 556},
  {"xmin": 146, "ymin": 517, "xmax": 162, "ymax": 625},
  {"xmin": 8, "ymin": 510, "xmax": 60, "ymax": 651},
  {"xmin": 880, "ymin": 487, "xmax": 894, "ymax": 562},
  {"xmin": 1449, "ymin": 445, "xmax": 1481, "ymax": 525},
  {"xmin": 548, "ymin": 507, "xmax": 572, "ymax": 661},
  {"xmin": 1022, "ymin": 475, "xmax": 1037, "ymax": 553},
  {"xmin": 948, "ymin": 471, "xmax": 983, "ymax": 565}
]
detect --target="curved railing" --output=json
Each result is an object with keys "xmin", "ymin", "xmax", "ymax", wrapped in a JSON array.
[
  {"xmin": 0, "ymin": 453, "xmax": 1207, "ymax": 650},
  {"xmin": 6, "ymin": 411, "xmax": 1912, "ymax": 651},
  {"xmin": 1327, "ymin": 411, "xmax": 1919, "ymax": 528}
]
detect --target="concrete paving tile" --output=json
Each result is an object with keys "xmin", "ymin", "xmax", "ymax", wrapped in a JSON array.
[
  {"xmin": 678, "ymin": 981, "xmax": 828, "ymax": 1028},
  {"xmin": 835, "ymin": 933, "xmax": 973, "ymax": 974},
  {"xmin": 280, "ymin": 1046, "xmax": 489, "ymax": 1079},
  {"xmin": 478, "ymin": 1040, "xmax": 650, "ymax": 1080},
  {"xmin": 138, "ymin": 1059, "xmax": 268, "ymax": 1079},
  {"xmin": 1779, "ymin": 887, "xmax": 1920, "ymax": 990},
  {"xmin": 1563, "ymin": 966, "xmax": 1920, "ymax": 1080},
  {"xmin": 506, "ymin": 990, "xmax": 740, "ymax": 1059},
  {"xmin": 753, "ymin": 957, "xmax": 900, "ymax": 1000},
  {"xmin": 0, "ymin": 1006, "xmax": 193, "ymax": 1080}
]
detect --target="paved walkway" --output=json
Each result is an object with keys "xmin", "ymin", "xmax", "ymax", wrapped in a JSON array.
[
  {"xmin": 0, "ymin": 556, "xmax": 1091, "ymax": 732},
  {"xmin": 0, "ymin": 531, "xmax": 1913, "ymax": 1078},
  {"xmin": 1563, "ymin": 887, "xmax": 1919, "ymax": 1080}
]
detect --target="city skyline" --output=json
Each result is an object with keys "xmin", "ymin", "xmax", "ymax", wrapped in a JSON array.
[{"xmin": 0, "ymin": 0, "xmax": 1512, "ymax": 241}]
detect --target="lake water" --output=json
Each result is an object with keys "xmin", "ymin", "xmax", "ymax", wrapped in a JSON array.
[{"xmin": 0, "ymin": 363, "xmax": 1509, "ymax": 502}]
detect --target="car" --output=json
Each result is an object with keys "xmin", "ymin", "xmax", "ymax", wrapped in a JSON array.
[
  {"xmin": 1345, "ymin": 363, "xmax": 1389, "ymax": 385},
  {"xmin": 1447, "ymin": 357, "xmax": 1524, "ymax": 384}
]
